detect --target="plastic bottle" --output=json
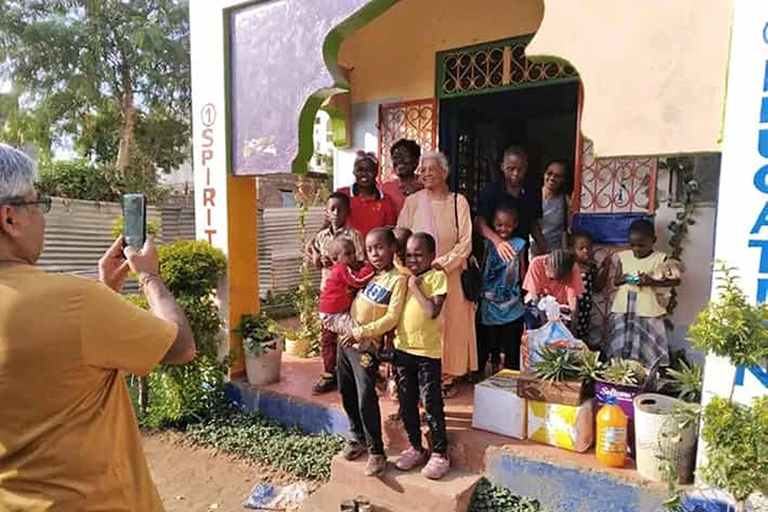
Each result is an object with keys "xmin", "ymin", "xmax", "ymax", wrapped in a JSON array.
[{"xmin": 596, "ymin": 396, "xmax": 628, "ymax": 468}]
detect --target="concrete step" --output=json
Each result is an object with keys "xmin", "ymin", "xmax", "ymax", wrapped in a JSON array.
[
  {"xmin": 382, "ymin": 415, "xmax": 472, "ymax": 470},
  {"xmin": 300, "ymin": 484, "xmax": 400, "ymax": 512},
  {"xmin": 318, "ymin": 454, "xmax": 481, "ymax": 512}
]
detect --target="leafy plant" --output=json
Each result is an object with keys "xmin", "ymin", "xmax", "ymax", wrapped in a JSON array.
[
  {"xmin": 157, "ymin": 241, "xmax": 227, "ymax": 298},
  {"xmin": 688, "ymin": 264, "xmax": 768, "ymax": 372},
  {"xmin": 185, "ymin": 404, "xmax": 346, "ymax": 481},
  {"xmin": 234, "ymin": 312, "xmax": 279, "ymax": 357},
  {"xmin": 598, "ymin": 358, "xmax": 647, "ymax": 387},
  {"xmin": 576, "ymin": 350, "xmax": 603, "ymax": 382},
  {"xmin": 533, "ymin": 347, "xmax": 584, "ymax": 382},
  {"xmin": 664, "ymin": 361, "xmax": 703, "ymax": 403},
  {"xmin": 687, "ymin": 264, "xmax": 768, "ymax": 510},
  {"xmin": 660, "ymin": 156, "xmax": 698, "ymax": 315},
  {"xmin": 126, "ymin": 239, "xmax": 227, "ymax": 429},
  {"xmin": 468, "ymin": 479, "xmax": 547, "ymax": 512}
]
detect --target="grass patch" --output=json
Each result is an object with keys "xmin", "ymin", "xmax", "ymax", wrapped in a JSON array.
[
  {"xmin": 468, "ymin": 478, "xmax": 547, "ymax": 512},
  {"xmin": 185, "ymin": 404, "xmax": 345, "ymax": 481}
]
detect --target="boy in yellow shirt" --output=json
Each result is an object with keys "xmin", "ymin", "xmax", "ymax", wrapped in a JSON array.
[
  {"xmin": 392, "ymin": 233, "xmax": 450, "ymax": 480},
  {"xmin": 342, "ymin": 228, "xmax": 406, "ymax": 476}
]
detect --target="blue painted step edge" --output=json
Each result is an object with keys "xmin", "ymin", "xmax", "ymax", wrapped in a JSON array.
[{"xmin": 225, "ymin": 381, "xmax": 351, "ymax": 438}]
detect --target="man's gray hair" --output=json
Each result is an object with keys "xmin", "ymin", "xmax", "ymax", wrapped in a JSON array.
[
  {"xmin": 0, "ymin": 143, "xmax": 36, "ymax": 200},
  {"xmin": 420, "ymin": 150, "xmax": 450, "ymax": 173}
]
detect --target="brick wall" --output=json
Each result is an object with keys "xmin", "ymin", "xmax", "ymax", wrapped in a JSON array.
[{"xmin": 256, "ymin": 173, "xmax": 330, "ymax": 208}]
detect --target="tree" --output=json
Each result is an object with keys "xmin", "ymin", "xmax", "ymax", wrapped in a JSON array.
[{"xmin": 0, "ymin": 0, "xmax": 191, "ymax": 175}]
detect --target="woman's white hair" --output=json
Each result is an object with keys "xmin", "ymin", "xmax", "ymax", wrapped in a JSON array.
[
  {"xmin": 0, "ymin": 144, "xmax": 36, "ymax": 200},
  {"xmin": 420, "ymin": 150, "xmax": 450, "ymax": 173}
]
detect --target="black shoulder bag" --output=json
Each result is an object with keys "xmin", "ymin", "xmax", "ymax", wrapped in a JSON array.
[{"xmin": 454, "ymin": 193, "xmax": 482, "ymax": 302}]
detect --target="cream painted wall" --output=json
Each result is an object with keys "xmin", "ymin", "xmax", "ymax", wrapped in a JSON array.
[
  {"xmin": 529, "ymin": 0, "xmax": 732, "ymax": 157},
  {"xmin": 338, "ymin": 0, "xmax": 544, "ymax": 104}
]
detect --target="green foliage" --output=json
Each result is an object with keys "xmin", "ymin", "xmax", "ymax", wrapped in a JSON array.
[
  {"xmin": 598, "ymin": 358, "xmax": 647, "ymax": 387},
  {"xmin": 234, "ymin": 312, "xmax": 279, "ymax": 356},
  {"xmin": 688, "ymin": 264, "xmax": 768, "ymax": 368},
  {"xmin": 468, "ymin": 479, "xmax": 546, "ymax": 512},
  {"xmin": 185, "ymin": 405, "xmax": 346, "ymax": 481},
  {"xmin": 261, "ymin": 288, "xmax": 299, "ymax": 320},
  {"xmin": 532, "ymin": 348, "xmax": 602, "ymax": 383},
  {"xmin": 664, "ymin": 361, "xmax": 703, "ymax": 403},
  {"xmin": 157, "ymin": 241, "xmax": 227, "ymax": 298},
  {"xmin": 36, "ymin": 158, "xmax": 168, "ymax": 202},
  {"xmin": 700, "ymin": 396, "xmax": 768, "ymax": 503},
  {"xmin": 126, "ymin": 239, "xmax": 227, "ymax": 429},
  {"xmin": 143, "ymin": 355, "xmax": 226, "ymax": 429},
  {"xmin": 285, "ymin": 192, "xmax": 322, "ymax": 356},
  {"xmin": 0, "ymin": 0, "xmax": 190, "ymax": 173},
  {"xmin": 660, "ymin": 156, "xmax": 697, "ymax": 315}
]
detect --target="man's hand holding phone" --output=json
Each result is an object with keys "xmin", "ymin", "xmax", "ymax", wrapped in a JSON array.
[{"xmin": 124, "ymin": 237, "xmax": 160, "ymax": 283}]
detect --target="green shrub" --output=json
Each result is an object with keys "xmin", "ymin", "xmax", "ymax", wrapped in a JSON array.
[
  {"xmin": 468, "ymin": 479, "xmax": 546, "ymax": 512},
  {"xmin": 700, "ymin": 396, "xmax": 768, "ymax": 504},
  {"xmin": 126, "ymin": 239, "xmax": 228, "ymax": 429},
  {"xmin": 143, "ymin": 355, "xmax": 227, "ymax": 429},
  {"xmin": 185, "ymin": 405, "xmax": 346, "ymax": 481},
  {"xmin": 158, "ymin": 240, "xmax": 227, "ymax": 298},
  {"xmin": 36, "ymin": 158, "xmax": 168, "ymax": 203}
]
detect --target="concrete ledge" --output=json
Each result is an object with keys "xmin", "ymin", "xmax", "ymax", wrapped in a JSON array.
[
  {"xmin": 485, "ymin": 447, "xmax": 666, "ymax": 512},
  {"xmin": 225, "ymin": 380, "xmax": 350, "ymax": 437}
]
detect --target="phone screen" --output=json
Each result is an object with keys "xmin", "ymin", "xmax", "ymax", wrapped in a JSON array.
[{"xmin": 122, "ymin": 194, "xmax": 147, "ymax": 250}]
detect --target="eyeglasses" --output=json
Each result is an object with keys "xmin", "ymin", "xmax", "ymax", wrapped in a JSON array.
[{"xmin": 1, "ymin": 195, "xmax": 53, "ymax": 213}]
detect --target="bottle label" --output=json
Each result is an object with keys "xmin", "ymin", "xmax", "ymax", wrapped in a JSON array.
[{"xmin": 602, "ymin": 427, "xmax": 627, "ymax": 453}]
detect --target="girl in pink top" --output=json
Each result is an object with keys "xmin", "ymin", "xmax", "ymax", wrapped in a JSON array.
[{"xmin": 523, "ymin": 249, "xmax": 585, "ymax": 322}]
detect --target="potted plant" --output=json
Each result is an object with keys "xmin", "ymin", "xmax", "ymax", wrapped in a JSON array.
[
  {"xmin": 518, "ymin": 347, "xmax": 600, "ymax": 406},
  {"xmin": 234, "ymin": 312, "xmax": 283, "ymax": 386},
  {"xmin": 685, "ymin": 264, "xmax": 768, "ymax": 511}
]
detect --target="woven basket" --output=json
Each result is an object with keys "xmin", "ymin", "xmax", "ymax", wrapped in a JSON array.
[{"xmin": 633, "ymin": 393, "xmax": 698, "ymax": 483}]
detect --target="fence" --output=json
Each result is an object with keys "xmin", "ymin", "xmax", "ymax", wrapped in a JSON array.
[
  {"xmin": 258, "ymin": 207, "xmax": 325, "ymax": 297},
  {"xmin": 38, "ymin": 197, "xmax": 195, "ymax": 293}
]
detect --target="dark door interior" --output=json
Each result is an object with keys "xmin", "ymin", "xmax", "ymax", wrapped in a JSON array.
[{"xmin": 439, "ymin": 81, "xmax": 580, "ymax": 217}]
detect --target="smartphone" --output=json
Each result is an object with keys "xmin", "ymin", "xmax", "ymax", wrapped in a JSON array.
[{"xmin": 122, "ymin": 194, "xmax": 147, "ymax": 251}]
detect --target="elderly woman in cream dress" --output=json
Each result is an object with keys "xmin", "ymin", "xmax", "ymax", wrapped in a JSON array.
[{"xmin": 397, "ymin": 150, "xmax": 477, "ymax": 396}]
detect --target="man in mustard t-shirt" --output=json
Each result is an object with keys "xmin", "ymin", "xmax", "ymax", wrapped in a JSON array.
[{"xmin": 0, "ymin": 144, "xmax": 196, "ymax": 512}]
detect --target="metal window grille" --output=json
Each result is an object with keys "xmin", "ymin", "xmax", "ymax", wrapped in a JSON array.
[{"xmin": 377, "ymin": 99, "xmax": 437, "ymax": 183}]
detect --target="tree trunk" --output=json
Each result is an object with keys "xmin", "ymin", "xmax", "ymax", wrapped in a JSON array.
[{"xmin": 116, "ymin": 64, "xmax": 137, "ymax": 175}]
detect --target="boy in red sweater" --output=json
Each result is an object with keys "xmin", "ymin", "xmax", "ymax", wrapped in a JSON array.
[{"xmin": 318, "ymin": 238, "xmax": 375, "ymax": 336}]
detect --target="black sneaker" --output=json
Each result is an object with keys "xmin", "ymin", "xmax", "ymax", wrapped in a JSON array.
[
  {"xmin": 342, "ymin": 440, "xmax": 368, "ymax": 461},
  {"xmin": 312, "ymin": 373, "xmax": 337, "ymax": 395}
]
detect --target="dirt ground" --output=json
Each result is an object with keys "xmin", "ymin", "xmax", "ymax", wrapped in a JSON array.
[{"xmin": 143, "ymin": 431, "xmax": 317, "ymax": 512}]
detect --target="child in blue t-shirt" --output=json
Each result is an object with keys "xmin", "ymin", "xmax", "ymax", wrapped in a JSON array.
[{"xmin": 479, "ymin": 203, "xmax": 527, "ymax": 374}]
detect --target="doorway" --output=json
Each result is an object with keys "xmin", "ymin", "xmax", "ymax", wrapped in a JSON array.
[{"xmin": 439, "ymin": 81, "xmax": 580, "ymax": 216}]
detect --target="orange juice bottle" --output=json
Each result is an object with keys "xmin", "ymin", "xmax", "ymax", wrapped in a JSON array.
[{"xmin": 596, "ymin": 396, "xmax": 628, "ymax": 468}]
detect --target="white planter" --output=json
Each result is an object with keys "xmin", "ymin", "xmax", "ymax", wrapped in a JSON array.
[
  {"xmin": 633, "ymin": 393, "xmax": 698, "ymax": 484},
  {"xmin": 244, "ymin": 338, "xmax": 282, "ymax": 386}
]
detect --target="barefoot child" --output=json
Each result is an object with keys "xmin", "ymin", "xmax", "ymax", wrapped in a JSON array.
[
  {"xmin": 317, "ymin": 238, "xmax": 375, "ymax": 337},
  {"xmin": 393, "ymin": 233, "xmax": 451, "ymax": 480},
  {"xmin": 479, "ymin": 203, "xmax": 527, "ymax": 373},
  {"xmin": 306, "ymin": 192, "xmax": 365, "ymax": 395},
  {"xmin": 570, "ymin": 230, "xmax": 608, "ymax": 346},
  {"xmin": 341, "ymin": 228, "xmax": 407, "ymax": 476},
  {"xmin": 608, "ymin": 220, "xmax": 680, "ymax": 367}
]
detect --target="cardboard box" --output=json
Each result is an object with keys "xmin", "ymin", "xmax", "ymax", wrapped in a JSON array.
[
  {"xmin": 472, "ymin": 370, "xmax": 527, "ymax": 439},
  {"xmin": 527, "ymin": 399, "xmax": 594, "ymax": 452}
]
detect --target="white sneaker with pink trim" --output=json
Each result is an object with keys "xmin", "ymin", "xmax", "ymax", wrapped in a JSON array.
[{"xmin": 421, "ymin": 452, "xmax": 450, "ymax": 480}]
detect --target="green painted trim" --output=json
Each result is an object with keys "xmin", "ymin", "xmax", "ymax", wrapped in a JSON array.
[
  {"xmin": 435, "ymin": 33, "xmax": 579, "ymax": 100},
  {"xmin": 322, "ymin": 105, "xmax": 349, "ymax": 148},
  {"xmin": 293, "ymin": 0, "xmax": 400, "ymax": 173}
]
